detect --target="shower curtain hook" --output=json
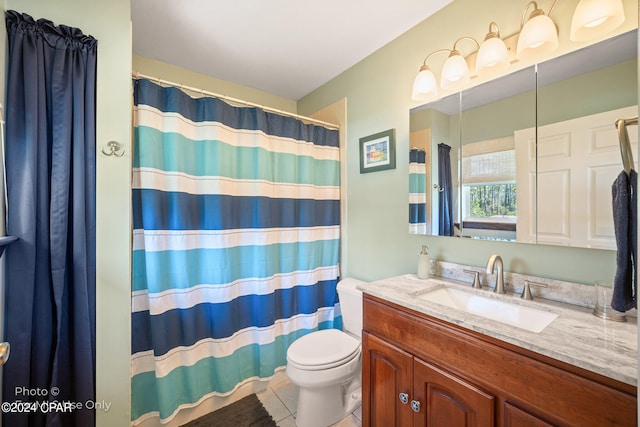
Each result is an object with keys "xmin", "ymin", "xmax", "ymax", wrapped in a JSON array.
[{"xmin": 101, "ymin": 141, "xmax": 125, "ymax": 157}]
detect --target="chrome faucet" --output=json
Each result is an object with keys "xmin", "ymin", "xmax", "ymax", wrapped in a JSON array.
[{"xmin": 486, "ymin": 254, "xmax": 506, "ymax": 294}]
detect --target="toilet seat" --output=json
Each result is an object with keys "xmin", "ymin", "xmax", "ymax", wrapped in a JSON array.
[{"xmin": 287, "ymin": 329, "xmax": 360, "ymax": 371}]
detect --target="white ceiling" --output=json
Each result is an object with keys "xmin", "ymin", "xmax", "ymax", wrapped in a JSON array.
[{"xmin": 131, "ymin": 0, "xmax": 453, "ymax": 100}]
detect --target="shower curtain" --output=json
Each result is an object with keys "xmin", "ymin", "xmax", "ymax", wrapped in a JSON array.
[
  {"xmin": 409, "ymin": 148, "xmax": 427, "ymax": 234},
  {"xmin": 131, "ymin": 79, "xmax": 342, "ymax": 425}
]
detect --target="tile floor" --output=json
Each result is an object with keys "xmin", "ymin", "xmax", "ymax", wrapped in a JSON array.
[{"xmin": 257, "ymin": 376, "xmax": 362, "ymax": 427}]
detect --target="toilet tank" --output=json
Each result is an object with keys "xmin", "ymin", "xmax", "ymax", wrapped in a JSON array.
[{"xmin": 336, "ymin": 278, "xmax": 364, "ymax": 338}]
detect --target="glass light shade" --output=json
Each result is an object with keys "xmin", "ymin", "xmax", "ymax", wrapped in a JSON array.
[
  {"xmin": 570, "ymin": 0, "xmax": 625, "ymax": 42},
  {"xmin": 440, "ymin": 53, "xmax": 470, "ymax": 91},
  {"xmin": 476, "ymin": 37, "xmax": 509, "ymax": 76},
  {"xmin": 516, "ymin": 14, "xmax": 558, "ymax": 62},
  {"xmin": 412, "ymin": 67, "xmax": 438, "ymax": 101}
]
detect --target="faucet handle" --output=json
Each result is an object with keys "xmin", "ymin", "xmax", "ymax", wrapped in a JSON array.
[
  {"xmin": 463, "ymin": 269, "xmax": 482, "ymax": 289},
  {"xmin": 521, "ymin": 280, "xmax": 547, "ymax": 301}
]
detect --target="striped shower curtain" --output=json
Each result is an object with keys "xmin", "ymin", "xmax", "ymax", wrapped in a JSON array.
[
  {"xmin": 409, "ymin": 148, "xmax": 427, "ymax": 234},
  {"xmin": 130, "ymin": 79, "xmax": 342, "ymax": 425}
]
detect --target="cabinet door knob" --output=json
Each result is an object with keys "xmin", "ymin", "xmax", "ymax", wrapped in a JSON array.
[
  {"xmin": 411, "ymin": 400, "xmax": 421, "ymax": 413},
  {"xmin": 399, "ymin": 392, "xmax": 409, "ymax": 404}
]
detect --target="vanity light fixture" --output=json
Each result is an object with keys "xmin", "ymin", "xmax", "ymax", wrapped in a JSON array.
[
  {"xmin": 412, "ymin": 49, "xmax": 452, "ymax": 101},
  {"xmin": 441, "ymin": 37, "xmax": 479, "ymax": 91},
  {"xmin": 570, "ymin": 0, "xmax": 625, "ymax": 42},
  {"xmin": 516, "ymin": 0, "xmax": 559, "ymax": 62},
  {"xmin": 411, "ymin": 0, "xmax": 627, "ymax": 102},
  {"xmin": 476, "ymin": 22, "xmax": 510, "ymax": 76}
]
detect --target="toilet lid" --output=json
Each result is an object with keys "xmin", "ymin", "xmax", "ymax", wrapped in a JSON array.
[{"xmin": 287, "ymin": 329, "xmax": 360, "ymax": 370}]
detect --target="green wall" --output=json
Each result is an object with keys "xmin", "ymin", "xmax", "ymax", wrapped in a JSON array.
[{"xmin": 298, "ymin": 0, "xmax": 639, "ymax": 284}]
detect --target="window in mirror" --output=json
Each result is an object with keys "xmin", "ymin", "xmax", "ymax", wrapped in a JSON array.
[
  {"xmin": 467, "ymin": 183, "xmax": 517, "ymax": 218},
  {"xmin": 461, "ymin": 137, "xmax": 518, "ymax": 240}
]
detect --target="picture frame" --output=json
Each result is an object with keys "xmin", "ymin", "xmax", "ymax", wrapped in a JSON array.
[{"xmin": 359, "ymin": 128, "xmax": 396, "ymax": 174}]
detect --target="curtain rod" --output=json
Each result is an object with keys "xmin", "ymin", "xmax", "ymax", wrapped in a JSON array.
[{"xmin": 132, "ymin": 72, "xmax": 340, "ymax": 130}]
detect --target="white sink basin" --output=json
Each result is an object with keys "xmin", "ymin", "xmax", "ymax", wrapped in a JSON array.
[{"xmin": 415, "ymin": 287, "xmax": 558, "ymax": 333}]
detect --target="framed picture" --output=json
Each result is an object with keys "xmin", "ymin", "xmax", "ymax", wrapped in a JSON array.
[{"xmin": 359, "ymin": 128, "xmax": 396, "ymax": 174}]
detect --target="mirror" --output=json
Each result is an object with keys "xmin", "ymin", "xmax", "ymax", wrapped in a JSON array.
[
  {"xmin": 459, "ymin": 66, "xmax": 536, "ymax": 241},
  {"xmin": 409, "ymin": 29, "xmax": 638, "ymax": 251},
  {"xmin": 410, "ymin": 92, "xmax": 461, "ymax": 236},
  {"xmin": 534, "ymin": 30, "xmax": 637, "ymax": 250}
]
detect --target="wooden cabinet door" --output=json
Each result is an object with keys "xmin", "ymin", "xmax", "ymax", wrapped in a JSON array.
[
  {"xmin": 413, "ymin": 357, "xmax": 495, "ymax": 427},
  {"xmin": 503, "ymin": 402, "xmax": 554, "ymax": 427},
  {"xmin": 362, "ymin": 332, "xmax": 414, "ymax": 427}
]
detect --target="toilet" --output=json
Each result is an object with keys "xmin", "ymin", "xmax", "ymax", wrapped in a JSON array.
[{"xmin": 285, "ymin": 278, "xmax": 364, "ymax": 427}]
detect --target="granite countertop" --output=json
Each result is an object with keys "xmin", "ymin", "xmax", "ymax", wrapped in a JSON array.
[{"xmin": 358, "ymin": 274, "xmax": 638, "ymax": 387}]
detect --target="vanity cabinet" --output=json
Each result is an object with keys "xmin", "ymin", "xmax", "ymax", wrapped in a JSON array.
[
  {"xmin": 362, "ymin": 294, "xmax": 637, "ymax": 427},
  {"xmin": 364, "ymin": 332, "xmax": 494, "ymax": 427}
]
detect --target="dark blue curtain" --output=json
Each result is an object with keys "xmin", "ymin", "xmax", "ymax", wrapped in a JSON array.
[
  {"xmin": 438, "ymin": 143, "xmax": 454, "ymax": 236},
  {"xmin": 3, "ymin": 11, "xmax": 96, "ymax": 427}
]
